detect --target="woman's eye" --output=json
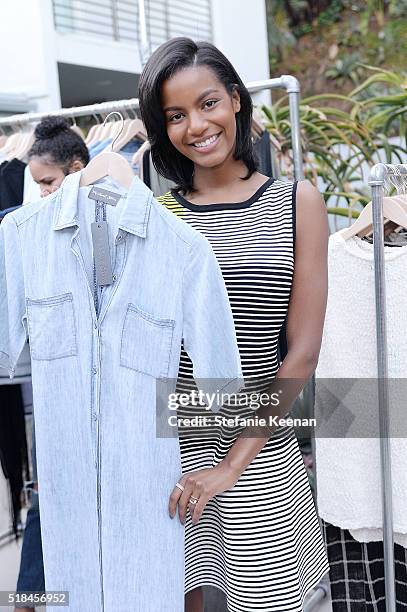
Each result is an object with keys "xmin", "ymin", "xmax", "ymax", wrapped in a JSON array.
[
  {"xmin": 204, "ymin": 99, "xmax": 218, "ymax": 109},
  {"xmin": 169, "ymin": 113, "xmax": 183, "ymax": 122}
]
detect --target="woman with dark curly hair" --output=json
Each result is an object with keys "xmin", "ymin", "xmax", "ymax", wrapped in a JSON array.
[
  {"xmin": 14, "ymin": 115, "xmax": 88, "ymax": 612},
  {"xmin": 27, "ymin": 116, "xmax": 89, "ymax": 198},
  {"xmin": 139, "ymin": 37, "xmax": 330, "ymax": 612}
]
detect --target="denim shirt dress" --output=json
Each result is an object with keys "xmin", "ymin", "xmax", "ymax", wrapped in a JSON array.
[{"xmin": 0, "ymin": 171, "xmax": 243, "ymax": 612}]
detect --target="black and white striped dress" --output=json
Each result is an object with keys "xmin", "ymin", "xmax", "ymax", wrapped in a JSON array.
[{"xmin": 158, "ymin": 178, "xmax": 329, "ymax": 612}]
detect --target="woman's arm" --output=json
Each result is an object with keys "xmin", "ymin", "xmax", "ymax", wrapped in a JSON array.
[{"xmin": 169, "ymin": 180, "xmax": 329, "ymax": 524}]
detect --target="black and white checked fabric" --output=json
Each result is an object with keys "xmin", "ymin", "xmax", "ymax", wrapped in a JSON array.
[{"xmin": 322, "ymin": 519, "xmax": 407, "ymax": 610}]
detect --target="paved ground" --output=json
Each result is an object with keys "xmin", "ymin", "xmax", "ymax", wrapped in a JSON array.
[{"xmin": 0, "ymin": 536, "xmax": 332, "ymax": 612}]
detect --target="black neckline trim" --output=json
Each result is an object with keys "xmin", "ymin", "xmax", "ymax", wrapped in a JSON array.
[{"xmin": 170, "ymin": 177, "xmax": 275, "ymax": 211}]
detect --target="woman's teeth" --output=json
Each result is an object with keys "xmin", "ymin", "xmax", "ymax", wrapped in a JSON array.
[{"xmin": 193, "ymin": 134, "xmax": 219, "ymax": 148}]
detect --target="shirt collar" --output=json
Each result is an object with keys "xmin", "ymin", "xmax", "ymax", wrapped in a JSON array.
[{"xmin": 53, "ymin": 170, "xmax": 153, "ymax": 238}]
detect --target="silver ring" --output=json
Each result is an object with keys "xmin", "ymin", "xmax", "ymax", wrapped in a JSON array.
[
  {"xmin": 189, "ymin": 496, "xmax": 199, "ymax": 505},
  {"xmin": 175, "ymin": 482, "xmax": 185, "ymax": 492}
]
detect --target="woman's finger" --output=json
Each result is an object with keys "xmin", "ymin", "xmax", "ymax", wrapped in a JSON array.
[
  {"xmin": 168, "ymin": 475, "xmax": 188, "ymax": 518},
  {"xmin": 177, "ymin": 481, "xmax": 194, "ymax": 524},
  {"xmin": 168, "ymin": 485, "xmax": 182, "ymax": 518},
  {"xmin": 190, "ymin": 495, "xmax": 208, "ymax": 525},
  {"xmin": 187, "ymin": 481, "xmax": 203, "ymax": 522}
]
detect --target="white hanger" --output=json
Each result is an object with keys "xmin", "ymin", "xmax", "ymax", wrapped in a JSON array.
[
  {"xmin": 13, "ymin": 129, "xmax": 35, "ymax": 160},
  {"xmin": 85, "ymin": 112, "xmax": 103, "ymax": 146},
  {"xmin": 341, "ymin": 195, "xmax": 407, "ymax": 240},
  {"xmin": 69, "ymin": 109, "xmax": 85, "ymax": 141},
  {"xmin": 79, "ymin": 111, "xmax": 134, "ymax": 190},
  {"xmin": 0, "ymin": 131, "xmax": 23, "ymax": 159},
  {"xmin": 112, "ymin": 107, "xmax": 147, "ymax": 152},
  {"xmin": 131, "ymin": 139, "xmax": 150, "ymax": 167}
]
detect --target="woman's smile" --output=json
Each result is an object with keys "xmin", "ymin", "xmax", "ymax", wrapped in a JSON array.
[{"xmin": 189, "ymin": 132, "xmax": 222, "ymax": 153}]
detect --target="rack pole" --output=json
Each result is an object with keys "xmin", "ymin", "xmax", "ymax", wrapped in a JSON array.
[
  {"xmin": 247, "ymin": 76, "xmax": 303, "ymax": 180},
  {"xmin": 0, "ymin": 78, "xmax": 303, "ymax": 181},
  {"xmin": 369, "ymin": 162, "xmax": 396, "ymax": 612}
]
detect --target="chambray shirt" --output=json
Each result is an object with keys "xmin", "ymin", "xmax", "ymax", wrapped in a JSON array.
[{"xmin": 0, "ymin": 171, "xmax": 243, "ymax": 612}]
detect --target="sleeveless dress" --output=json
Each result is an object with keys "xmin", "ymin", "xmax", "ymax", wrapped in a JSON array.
[{"xmin": 157, "ymin": 178, "xmax": 329, "ymax": 612}]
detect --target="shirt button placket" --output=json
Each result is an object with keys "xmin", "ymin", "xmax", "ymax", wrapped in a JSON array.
[{"xmin": 91, "ymin": 321, "xmax": 101, "ymax": 467}]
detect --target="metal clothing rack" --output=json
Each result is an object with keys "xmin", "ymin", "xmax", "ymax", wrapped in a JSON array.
[
  {"xmin": 0, "ymin": 75, "xmax": 304, "ymax": 182},
  {"xmin": 369, "ymin": 163, "xmax": 407, "ymax": 612}
]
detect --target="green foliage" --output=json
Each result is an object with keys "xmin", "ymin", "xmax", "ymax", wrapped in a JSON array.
[
  {"xmin": 266, "ymin": 0, "xmax": 407, "ymax": 74},
  {"xmin": 267, "ymin": 0, "xmax": 344, "ymax": 31},
  {"xmin": 324, "ymin": 53, "xmax": 366, "ymax": 86},
  {"xmin": 261, "ymin": 67, "xmax": 406, "ymax": 214}
]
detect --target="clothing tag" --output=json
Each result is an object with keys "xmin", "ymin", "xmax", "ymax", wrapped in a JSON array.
[
  {"xmin": 91, "ymin": 221, "xmax": 113, "ymax": 286},
  {"xmin": 88, "ymin": 186, "xmax": 121, "ymax": 206}
]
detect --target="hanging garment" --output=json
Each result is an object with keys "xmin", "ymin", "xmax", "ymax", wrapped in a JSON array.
[
  {"xmin": 117, "ymin": 137, "xmax": 144, "ymax": 174},
  {"xmin": 253, "ymin": 129, "xmax": 273, "ymax": 176},
  {"xmin": 0, "ymin": 205, "xmax": 21, "ymax": 220},
  {"xmin": 0, "ymin": 158, "xmax": 26, "ymax": 210},
  {"xmin": 362, "ymin": 227, "xmax": 407, "ymax": 246},
  {"xmin": 88, "ymin": 139, "xmax": 112, "ymax": 159},
  {"xmin": 158, "ymin": 179, "xmax": 329, "ymax": 612},
  {"xmin": 15, "ymin": 486, "xmax": 45, "ymax": 594},
  {"xmin": 315, "ymin": 230, "xmax": 407, "ymax": 546},
  {"xmin": 322, "ymin": 520, "xmax": 407, "ymax": 611},
  {"xmin": 0, "ymin": 384, "xmax": 29, "ymax": 536},
  {"xmin": 0, "ymin": 170, "xmax": 243, "ymax": 612},
  {"xmin": 141, "ymin": 147, "xmax": 176, "ymax": 196},
  {"xmin": 23, "ymin": 164, "xmax": 40, "ymax": 205},
  {"xmin": 15, "ymin": 409, "xmax": 46, "ymax": 596},
  {"xmin": 0, "ymin": 195, "xmax": 29, "ymax": 537}
]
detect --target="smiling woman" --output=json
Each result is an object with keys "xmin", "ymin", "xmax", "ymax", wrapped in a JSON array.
[
  {"xmin": 139, "ymin": 40, "xmax": 257, "ymax": 198},
  {"xmin": 162, "ymin": 68, "xmax": 241, "ymax": 172},
  {"xmin": 139, "ymin": 37, "xmax": 330, "ymax": 612}
]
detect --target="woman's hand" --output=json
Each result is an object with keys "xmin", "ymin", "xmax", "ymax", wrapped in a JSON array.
[{"xmin": 169, "ymin": 461, "xmax": 242, "ymax": 526}]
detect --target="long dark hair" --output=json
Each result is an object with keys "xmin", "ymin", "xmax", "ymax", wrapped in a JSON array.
[
  {"xmin": 139, "ymin": 37, "xmax": 258, "ymax": 194},
  {"xmin": 28, "ymin": 116, "xmax": 89, "ymax": 171}
]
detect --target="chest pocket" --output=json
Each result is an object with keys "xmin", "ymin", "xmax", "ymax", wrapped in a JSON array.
[
  {"xmin": 26, "ymin": 293, "xmax": 78, "ymax": 361},
  {"xmin": 120, "ymin": 304, "xmax": 175, "ymax": 378}
]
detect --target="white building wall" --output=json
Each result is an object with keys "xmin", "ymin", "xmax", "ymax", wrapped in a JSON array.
[
  {"xmin": 0, "ymin": 0, "xmax": 270, "ymax": 112},
  {"xmin": 0, "ymin": 0, "xmax": 60, "ymax": 112},
  {"xmin": 56, "ymin": 35, "xmax": 143, "ymax": 75},
  {"xmin": 210, "ymin": 0, "xmax": 271, "ymax": 105}
]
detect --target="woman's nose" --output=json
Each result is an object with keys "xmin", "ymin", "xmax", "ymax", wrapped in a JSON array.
[{"xmin": 187, "ymin": 112, "xmax": 208, "ymax": 137}]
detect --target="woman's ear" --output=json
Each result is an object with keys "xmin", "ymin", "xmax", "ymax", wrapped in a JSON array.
[
  {"xmin": 231, "ymin": 84, "xmax": 241, "ymax": 114},
  {"xmin": 69, "ymin": 159, "xmax": 85, "ymax": 173}
]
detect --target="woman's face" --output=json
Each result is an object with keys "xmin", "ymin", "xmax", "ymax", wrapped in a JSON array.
[
  {"xmin": 161, "ymin": 65, "xmax": 241, "ymax": 170},
  {"xmin": 29, "ymin": 157, "xmax": 83, "ymax": 198}
]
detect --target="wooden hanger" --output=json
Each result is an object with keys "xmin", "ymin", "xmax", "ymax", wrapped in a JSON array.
[
  {"xmin": 68, "ymin": 112, "xmax": 85, "ymax": 141},
  {"xmin": 87, "ymin": 112, "xmax": 112, "ymax": 147},
  {"xmin": 131, "ymin": 139, "xmax": 150, "ymax": 167},
  {"xmin": 341, "ymin": 195, "xmax": 407, "ymax": 240},
  {"xmin": 0, "ymin": 132, "xmax": 23, "ymax": 159},
  {"xmin": 112, "ymin": 108, "xmax": 146, "ymax": 152},
  {"xmin": 363, "ymin": 195, "xmax": 407, "ymax": 239},
  {"xmin": 14, "ymin": 130, "xmax": 35, "ymax": 160},
  {"xmin": 86, "ymin": 113, "xmax": 103, "ymax": 146},
  {"xmin": 79, "ymin": 111, "xmax": 134, "ymax": 190}
]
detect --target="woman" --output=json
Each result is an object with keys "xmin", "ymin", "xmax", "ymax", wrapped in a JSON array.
[
  {"xmin": 15, "ymin": 115, "xmax": 89, "ymax": 612},
  {"xmin": 139, "ymin": 37, "xmax": 330, "ymax": 612},
  {"xmin": 27, "ymin": 116, "xmax": 89, "ymax": 197}
]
